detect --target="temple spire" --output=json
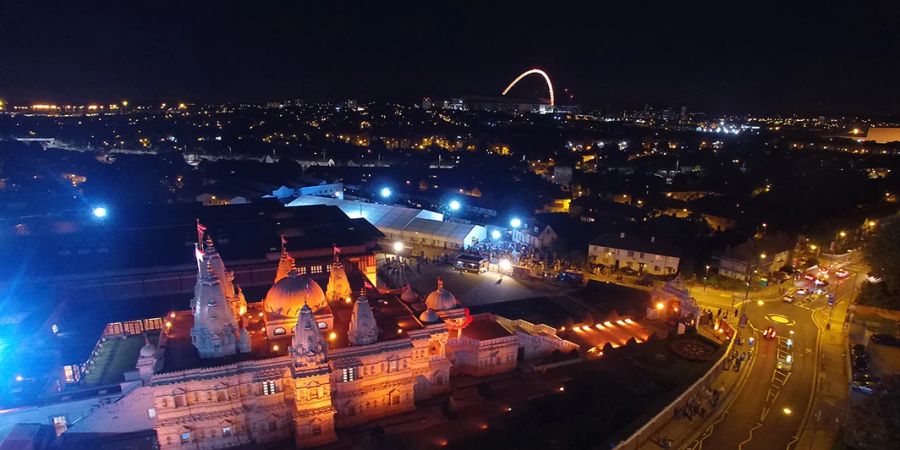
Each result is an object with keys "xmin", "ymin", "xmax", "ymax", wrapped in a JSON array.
[
  {"xmin": 275, "ymin": 235, "xmax": 296, "ymax": 283},
  {"xmin": 348, "ymin": 288, "xmax": 378, "ymax": 346}
]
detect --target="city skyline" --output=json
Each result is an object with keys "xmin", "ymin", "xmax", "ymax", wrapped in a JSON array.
[{"xmin": 1, "ymin": 1, "xmax": 899, "ymax": 115}]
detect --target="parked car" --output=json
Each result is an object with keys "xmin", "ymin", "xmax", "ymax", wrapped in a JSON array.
[
  {"xmin": 763, "ymin": 326, "xmax": 777, "ymax": 339},
  {"xmin": 852, "ymin": 352, "xmax": 870, "ymax": 372},
  {"xmin": 782, "ymin": 295, "xmax": 795, "ymax": 303},
  {"xmin": 795, "ymin": 288, "xmax": 809, "ymax": 295},
  {"xmin": 852, "ymin": 373, "xmax": 880, "ymax": 395},
  {"xmin": 871, "ymin": 334, "xmax": 900, "ymax": 347},
  {"xmin": 835, "ymin": 269, "xmax": 850, "ymax": 278}
]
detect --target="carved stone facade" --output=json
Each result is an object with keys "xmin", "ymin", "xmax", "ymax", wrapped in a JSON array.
[{"xmin": 113, "ymin": 230, "xmax": 570, "ymax": 449}]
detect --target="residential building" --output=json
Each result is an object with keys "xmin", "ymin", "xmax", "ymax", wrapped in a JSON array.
[{"xmin": 588, "ymin": 233, "xmax": 680, "ymax": 275}]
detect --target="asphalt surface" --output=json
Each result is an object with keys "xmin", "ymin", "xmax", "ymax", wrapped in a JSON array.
[{"xmin": 691, "ymin": 265, "xmax": 862, "ymax": 450}]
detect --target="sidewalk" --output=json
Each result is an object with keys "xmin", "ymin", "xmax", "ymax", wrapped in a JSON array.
[
  {"xmin": 794, "ymin": 303, "xmax": 851, "ymax": 449},
  {"xmin": 636, "ymin": 326, "xmax": 756, "ymax": 450}
]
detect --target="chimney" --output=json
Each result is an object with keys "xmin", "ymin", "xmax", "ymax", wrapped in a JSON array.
[{"xmin": 620, "ymin": 232, "xmax": 625, "ymax": 239}]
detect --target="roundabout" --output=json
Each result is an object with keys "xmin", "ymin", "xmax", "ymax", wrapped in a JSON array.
[{"xmin": 765, "ymin": 313, "xmax": 796, "ymax": 326}]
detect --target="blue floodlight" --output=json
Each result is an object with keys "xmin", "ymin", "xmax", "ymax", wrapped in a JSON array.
[
  {"xmin": 491, "ymin": 230, "xmax": 502, "ymax": 240},
  {"xmin": 449, "ymin": 200, "xmax": 461, "ymax": 211},
  {"xmin": 380, "ymin": 187, "xmax": 392, "ymax": 198},
  {"xmin": 92, "ymin": 206, "xmax": 108, "ymax": 219},
  {"xmin": 510, "ymin": 217, "xmax": 522, "ymax": 228}
]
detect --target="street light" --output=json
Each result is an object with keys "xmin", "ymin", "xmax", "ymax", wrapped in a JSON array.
[
  {"xmin": 380, "ymin": 187, "xmax": 392, "ymax": 198},
  {"xmin": 704, "ymin": 265, "xmax": 711, "ymax": 291},
  {"xmin": 839, "ymin": 230, "xmax": 847, "ymax": 238},
  {"xmin": 499, "ymin": 258, "xmax": 512, "ymax": 271},
  {"xmin": 393, "ymin": 241, "xmax": 404, "ymax": 253}
]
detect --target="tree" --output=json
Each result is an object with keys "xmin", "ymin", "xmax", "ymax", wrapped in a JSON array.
[
  {"xmin": 865, "ymin": 216, "xmax": 900, "ymax": 306},
  {"xmin": 844, "ymin": 374, "xmax": 900, "ymax": 450}
]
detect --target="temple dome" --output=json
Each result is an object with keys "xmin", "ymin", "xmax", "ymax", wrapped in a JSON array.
[
  {"xmin": 265, "ymin": 269, "xmax": 327, "ymax": 317},
  {"xmin": 419, "ymin": 308, "xmax": 440, "ymax": 323},
  {"xmin": 139, "ymin": 342, "xmax": 157, "ymax": 358},
  {"xmin": 425, "ymin": 278, "xmax": 458, "ymax": 311},
  {"xmin": 400, "ymin": 284, "xmax": 418, "ymax": 303}
]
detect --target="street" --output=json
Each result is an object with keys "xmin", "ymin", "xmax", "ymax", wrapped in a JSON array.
[{"xmin": 688, "ymin": 261, "xmax": 864, "ymax": 450}]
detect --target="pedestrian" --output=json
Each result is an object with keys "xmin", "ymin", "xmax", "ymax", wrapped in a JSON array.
[{"xmin": 734, "ymin": 308, "xmax": 738, "ymax": 318}]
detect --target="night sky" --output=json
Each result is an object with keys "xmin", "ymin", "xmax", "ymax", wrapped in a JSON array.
[{"xmin": 1, "ymin": 1, "xmax": 898, "ymax": 115}]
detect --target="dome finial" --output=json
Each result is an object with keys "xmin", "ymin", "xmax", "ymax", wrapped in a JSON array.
[{"xmin": 437, "ymin": 277, "xmax": 443, "ymax": 290}]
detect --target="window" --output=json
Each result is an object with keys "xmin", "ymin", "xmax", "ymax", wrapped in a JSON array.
[
  {"xmin": 311, "ymin": 265, "xmax": 323, "ymax": 274},
  {"xmin": 309, "ymin": 387, "xmax": 319, "ymax": 399},
  {"xmin": 654, "ymin": 265, "xmax": 661, "ymax": 272},
  {"xmin": 51, "ymin": 415, "xmax": 67, "ymax": 436},
  {"xmin": 341, "ymin": 367, "xmax": 356, "ymax": 383},
  {"xmin": 222, "ymin": 426, "xmax": 232, "ymax": 437},
  {"xmin": 435, "ymin": 374, "xmax": 444, "ymax": 386},
  {"xmin": 312, "ymin": 424, "xmax": 322, "ymax": 436},
  {"xmin": 268, "ymin": 421, "xmax": 277, "ymax": 432},
  {"xmin": 63, "ymin": 364, "xmax": 79, "ymax": 383},
  {"xmin": 390, "ymin": 393, "xmax": 401, "ymax": 405},
  {"xmin": 174, "ymin": 395, "xmax": 185, "ymax": 408},
  {"xmin": 639, "ymin": 252, "xmax": 645, "ymax": 259},
  {"xmin": 627, "ymin": 250, "xmax": 635, "ymax": 257},
  {"xmin": 387, "ymin": 359, "xmax": 399, "ymax": 373},
  {"xmin": 273, "ymin": 327, "xmax": 286, "ymax": 336},
  {"xmin": 216, "ymin": 390, "xmax": 227, "ymax": 402},
  {"xmin": 180, "ymin": 432, "xmax": 191, "ymax": 444},
  {"xmin": 148, "ymin": 408, "xmax": 157, "ymax": 419},
  {"xmin": 262, "ymin": 380, "xmax": 277, "ymax": 396},
  {"xmin": 297, "ymin": 266, "xmax": 307, "ymax": 275}
]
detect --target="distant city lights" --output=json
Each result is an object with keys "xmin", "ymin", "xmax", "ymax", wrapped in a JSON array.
[{"xmin": 92, "ymin": 206, "xmax": 108, "ymax": 218}]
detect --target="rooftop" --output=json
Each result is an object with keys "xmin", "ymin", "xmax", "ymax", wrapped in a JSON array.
[
  {"xmin": 590, "ymin": 232, "xmax": 681, "ymax": 258},
  {"xmin": 158, "ymin": 272, "xmax": 426, "ymax": 374}
]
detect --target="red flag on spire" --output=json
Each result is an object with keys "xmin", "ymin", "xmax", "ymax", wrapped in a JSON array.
[
  {"xmin": 196, "ymin": 219, "xmax": 207, "ymax": 246},
  {"xmin": 333, "ymin": 244, "xmax": 341, "ymax": 254}
]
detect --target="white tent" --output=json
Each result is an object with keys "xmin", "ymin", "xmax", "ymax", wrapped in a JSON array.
[{"xmin": 287, "ymin": 196, "xmax": 484, "ymax": 249}]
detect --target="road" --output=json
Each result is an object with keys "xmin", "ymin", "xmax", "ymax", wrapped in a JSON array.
[{"xmin": 689, "ymin": 263, "xmax": 862, "ymax": 450}]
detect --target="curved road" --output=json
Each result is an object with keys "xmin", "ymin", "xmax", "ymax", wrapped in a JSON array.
[{"xmin": 688, "ymin": 268, "xmax": 859, "ymax": 449}]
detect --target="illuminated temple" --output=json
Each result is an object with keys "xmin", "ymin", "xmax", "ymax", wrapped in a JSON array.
[{"xmin": 58, "ymin": 231, "xmax": 572, "ymax": 449}]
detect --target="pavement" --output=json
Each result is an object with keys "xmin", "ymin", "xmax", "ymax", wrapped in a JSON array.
[
  {"xmin": 634, "ymin": 316, "xmax": 755, "ymax": 450},
  {"xmin": 792, "ymin": 263, "xmax": 863, "ymax": 450},
  {"xmin": 379, "ymin": 257, "xmax": 562, "ymax": 306}
]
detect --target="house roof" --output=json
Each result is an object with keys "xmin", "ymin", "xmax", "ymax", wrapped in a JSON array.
[{"xmin": 590, "ymin": 233, "xmax": 680, "ymax": 258}]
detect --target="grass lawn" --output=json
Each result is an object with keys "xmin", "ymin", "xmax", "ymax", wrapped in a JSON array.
[{"xmin": 81, "ymin": 335, "xmax": 153, "ymax": 386}]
